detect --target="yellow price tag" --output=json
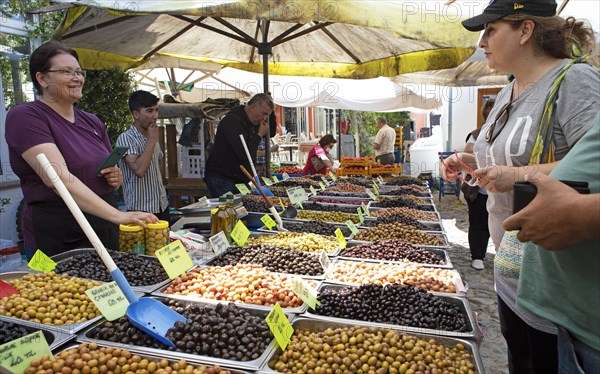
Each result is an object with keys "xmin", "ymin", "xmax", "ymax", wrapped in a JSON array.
[
  {"xmin": 28, "ymin": 250, "xmax": 56, "ymax": 273},
  {"xmin": 85, "ymin": 282, "xmax": 129, "ymax": 321},
  {"xmin": 278, "ymin": 197, "xmax": 286, "ymax": 211},
  {"xmin": 293, "ymin": 279, "xmax": 320, "ymax": 310},
  {"xmin": 155, "ymin": 240, "xmax": 194, "ymax": 279},
  {"xmin": 271, "ymin": 177, "xmax": 279, "ymax": 185},
  {"xmin": 372, "ymin": 182, "xmax": 380, "ymax": 195},
  {"xmin": 357, "ymin": 207, "xmax": 365, "ymax": 224},
  {"xmin": 0, "ymin": 331, "xmax": 52, "ymax": 374},
  {"xmin": 265, "ymin": 303, "xmax": 294, "ymax": 350},
  {"xmin": 329, "ymin": 171, "xmax": 337, "ymax": 181},
  {"xmin": 261, "ymin": 176, "xmax": 273, "ymax": 186},
  {"xmin": 235, "ymin": 183, "xmax": 251, "ymax": 195},
  {"xmin": 230, "ymin": 220, "xmax": 250, "ymax": 246},
  {"xmin": 261, "ymin": 214, "xmax": 277, "ymax": 230},
  {"xmin": 319, "ymin": 182, "xmax": 326, "ymax": 191},
  {"xmin": 335, "ymin": 228, "xmax": 346, "ymax": 249}
]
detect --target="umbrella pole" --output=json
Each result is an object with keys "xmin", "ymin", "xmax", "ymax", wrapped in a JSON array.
[{"xmin": 260, "ymin": 21, "xmax": 272, "ymax": 177}]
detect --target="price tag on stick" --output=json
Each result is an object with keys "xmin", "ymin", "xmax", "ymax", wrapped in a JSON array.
[
  {"xmin": 0, "ymin": 331, "xmax": 52, "ymax": 374},
  {"xmin": 320, "ymin": 176, "xmax": 329, "ymax": 185},
  {"xmin": 235, "ymin": 183, "xmax": 251, "ymax": 195},
  {"xmin": 319, "ymin": 182, "xmax": 326, "ymax": 191},
  {"xmin": 265, "ymin": 303, "xmax": 294, "ymax": 350},
  {"xmin": 209, "ymin": 231, "xmax": 230, "ymax": 255},
  {"xmin": 230, "ymin": 220, "xmax": 251, "ymax": 246},
  {"xmin": 335, "ymin": 228, "xmax": 347, "ymax": 249},
  {"xmin": 361, "ymin": 203, "xmax": 370, "ymax": 217},
  {"xmin": 309, "ymin": 186, "xmax": 317, "ymax": 196},
  {"xmin": 28, "ymin": 250, "xmax": 56, "ymax": 273},
  {"xmin": 155, "ymin": 240, "xmax": 195, "ymax": 279},
  {"xmin": 357, "ymin": 207, "xmax": 365, "ymax": 224},
  {"xmin": 293, "ymin": 278, "xmax": 320, "ymax": 310},
  {"xmin": 85, "ymin": 282, "xmax": 130, "ymax": 321},
  {"xmin": 345, "ymin": 220, "xmax": 359, "ymax": 236},
  {"xmin": 261, "ymin": 176, "xmax": 273, "ymax": 186},
  {"xmin": 366, "ymin": 188, "xmax": 377, "ymax": 201},
  {"xmin": 318, "ymin": 250, "xmax": 331, "ymax": 270},
  {"xmin": 261, "ymin": 214, "xmax": 277, "ymax": 230},
  {"xmin": 283, "ymin": 173, "xmax": 290, "ymax": 180}
]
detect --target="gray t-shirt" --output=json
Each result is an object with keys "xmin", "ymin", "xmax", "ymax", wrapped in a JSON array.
[{"xmin": 473, "ymin": 59, "xmax": 599, "ymax": 333}]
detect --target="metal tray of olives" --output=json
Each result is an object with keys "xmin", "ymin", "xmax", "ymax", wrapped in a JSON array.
[
  {"xmin": 258, "ymin": 317, "xmax": 484, "ymax": 374},
  {"xmin": 366, "ymin": 205, "xmax": 443, "ymax": 224},
  {"xmin": 0, "ymin": 315, "xmax": 75, "ymax": 351},
  {"xmin": 367, "ymin": 200, "xmax": 439, "ymax": 214},
  {"xmin": 301, "ymin": 283, "xmax": 478, "ymax": 339},
  {"xmin": 308, "ymin": 195, "xmax": 371, "ymax": 203},
  {"xmin": 55, "ymin": 343, "xmax": 254, "ymax": 373},
  {"xmin": 151, "ymin": 270, "xmax": 314, "ymax": 314},
  {"xmin": 202, "ymin": 246, "xmax": 332, "ymax": 281},
  {"xmin": 247, "ymin": 232, "xmax": 342, "ymax": 257},
  {"xmin": 350, "ymin": 232, "xmax": 451, "ymax": 249},
  {"xmin": 324, "ymin": 260, "xmax": 467, "ymax": 296},
  {"xmin": 0, "ymin": 271, "xmax": 105, "ymax": 334},
  {"xmin": 50, "ymin": 248, "xmax": 174, "ymax": 294},
  {"xmin": 78, "ymin": 297, "xmax": 295, "ymax": 371},
  {"xmin": 338, "ymin": 242, "xmax": 453, "ymax": 269}
]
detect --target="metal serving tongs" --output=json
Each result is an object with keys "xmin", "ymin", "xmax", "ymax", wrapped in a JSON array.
[
  {"xmin": 37, "ymin": 153, "xmax": 185, "ymax": 348},
  {"xmin": 240, "ymin": 165, "xmax": 287, "ymax": 231}
]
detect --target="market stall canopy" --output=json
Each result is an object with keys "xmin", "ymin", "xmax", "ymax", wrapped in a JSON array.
[
  {"xmin": 134, "ymin": 67, "xmax": 441, "ymax": 111},
  {"xmin": 52, "ymin": 0, "xmax": 479, "ymax": 79}
]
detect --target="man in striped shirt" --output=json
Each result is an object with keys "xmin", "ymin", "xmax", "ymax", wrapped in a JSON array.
[{"xmin": 117, "ymin": 91, "xmax": 170, "ymax": 221}]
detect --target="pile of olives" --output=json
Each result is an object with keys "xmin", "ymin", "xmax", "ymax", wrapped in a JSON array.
[
  {"xmin": 296, "ymin": 210, "xmax": 361, "ymax": 224},
  {"xmin": 364, "ymin": 214, "xmax": 430, "ymax": 231},
  {"xmin": 385, "ymin": 176, "xmax": 426, "ymax": 186},
  {"xmin": 318, "ymin": 191, "xmax": 369, "ymax": 198},
  {"xmin": 301, "ymin": 202, "xmax": 358, "ymax": 214},
  {"xmin": 24, "ymin": 342, "xmax": 233, "ymax": 373},
  {"xmin": 0, "ymin": 320, "xmax": 32, "ymax": 344},
  {"xmin": 314, "ymin": 284, "xmax": 469, "ymax": 332},
  {"xmin": 341, "ymin": 240, "xmax": 446, "ymax": 265},
  {"xmin": 89, "ymin": 301, "xmax": 272, "ymax": 362},
  {"xmin": 280, "ymin": 220, "xmax": 352, "ymax": 237},
  {"xmin": 55, "ymin": 250, "xmax": 168, "ymax": 286},
  {"xmin": 355, "ymin": 223, "xmax": 444, "ymax": 246},
  {"xmin": 275, "ymin": 178, "xmax": 320, "ymax": 188},
  {"xmin": 0, "ymin": 272, "xmax": 100, "ymax": 325},
  {"xmin": 370, "ymin": 197, "xmax": 419, "ymax": 209},
  {"xmin": 207, "ymin": 244, "xmax": 324, "ymax": 276},
  {"xmin": 242, "ymin": 196, "xmax": 288, "ymax": 213},
  {"xmin": 328, "ymin": 183, "xmax": 366, "ymax": 193},
  {"xmin": 341, "ymin": 177, "xmax": 374, "ymax": 187},
  {"xmin": 268, "ymin": 326, "xmax": 476, "ymax": 373},
  {"xmin": 371, "ymin": 207, "xmax": 438, "ymax": 222},
  {"xmin": 249, "ymin": 232, "xmax": 339, "ymax": 253}
]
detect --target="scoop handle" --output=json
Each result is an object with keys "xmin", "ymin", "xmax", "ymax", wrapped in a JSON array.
[{"xmin": 35, "ymin": 153, "xmax": 138, "ymax": 303}]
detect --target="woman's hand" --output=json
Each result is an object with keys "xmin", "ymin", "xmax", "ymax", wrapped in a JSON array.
[
  {"xmin": 440, "ymin": 152, "xmax": 475, "ymax": 181},
  {"xmin": 116, "ymin": 211, "xmax": 159, "ymax": 227},
  {"xmin": 473, "ymin": 164, "xmax": 544, "ymax": 193},
  {"xmin": 100, "ymin": 166, "xmax": 123, "ymax": 189}
]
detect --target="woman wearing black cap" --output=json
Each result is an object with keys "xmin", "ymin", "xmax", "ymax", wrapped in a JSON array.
[{"xmin": 441, "ymin": 0, "xmax": 599, "ymax": 372}]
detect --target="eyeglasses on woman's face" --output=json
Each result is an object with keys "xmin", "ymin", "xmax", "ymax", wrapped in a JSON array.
[{"xmin": 46, "ymin": 69, "xmax": 87, "ymax": 78}]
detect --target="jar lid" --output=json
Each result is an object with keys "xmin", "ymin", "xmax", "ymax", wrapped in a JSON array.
[
  {"xmin": 146, "ymin": 220, "xmax": 169, "ymax": 229},
  {"xmin": 119, "ymin": 223, "xmax": 144, "ymax": 232}
]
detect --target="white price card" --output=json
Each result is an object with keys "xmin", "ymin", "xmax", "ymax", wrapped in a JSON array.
[
  {"xmin": 209, "ymin": 231, "xmax": 230, "ymax": 255},
  {"xmin": 309, "ymin": 185, "xmax": 318, "ymax": 196},
  {"xmin": 293, "ymin": 278, "xmax": 320, "ymax": 310},
  {"xmin": 320, "ymin": 176, "xmax": 329, "ymax": 185},
  {"xmin": 282, "ymin": 173, "xmax": 290, "ymax": 180},
  {"xmin": 286, "ymin": 186, "xmax": 308, "ymax": 205},
  {"xmin": 366, "ymin": 188, "xmax": 377, "ymax": 200},
  {"xmin": 318, "ymin": 250, "xmax": 331, "ymax": 270}
]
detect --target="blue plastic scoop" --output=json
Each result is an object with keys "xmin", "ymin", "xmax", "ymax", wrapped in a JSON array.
[{"xmin": 37, "ymin": 153, "xmax": 185, "ymax": 348}]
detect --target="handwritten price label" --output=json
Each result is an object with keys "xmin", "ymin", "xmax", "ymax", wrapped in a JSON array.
[
  {"xmin": 272, "ymin": 175, "xmax": 281, "ymax": 183},
  {"xmin": 366, "ymin": 189, "xmax": 377, "ymax": 201},
  {"xmin": 261, "ymin": 177, "xmax": 273, "ymax": 186},
  {"xmin": 361, "ymin": 203, "xmax": 370, "ymax": 217},
  {"xmin": 235, "ymin": 183, "xmax": 251, "ymax": 195},
  {"xmin": 320, "ymin": 176, "xmax": 329, "ymax": 185},
  {"xmin": 282, "ymin": 173, "xmax": 290, "ymax": 180},
  {"xmin": 28, "ymin": 250, "xmax": 56, "ymax": 273},
  {"xmin": 85, "ymin": 282, "xmax": 129, "ymax": 321},
  {"xmin": 0, "ymin": 331, "xmax": 52, "ymax": 374},
  {"xmin": 155, "ymin": 240, "xmax": 194, "ymax": 279},
  {"xmin": 357, "ymin": 207, "xmax": 365, "ymax": 224},
  {"xmin": 230, "ymin": 220, "xmax": 250, "ymax": 246},
  {"xmin": 319, "ymin": 182, "xmax": 326, "ymax": 191},
  {"xmin": 378, "ymin": 176, "xmax": 384, "ymax": 184},
  {"xmin": 335, "ymin": 228, "xmax": 347, "ymax": 249},
  {"xmin": 261, "ymin": 214, "xmax": 277, "ymax": 230},
  {"xmin": 345, "ymin": 220, "xmax": 359, "ymax": 236},
  {"xmin": 329, "ymin": 171, "xmax": 337, "ymax": 181},
  {"xmin": 309, "ymin": 186, "xmax": 318, "ymax": 196},
  {"xmin": 265, "ymin": 303, "xmax": 293, "ymax": 350},
  {"xmin": 372, "ymin": 182, "xmax": 380, "ymax": 195},
  {"xmin": 319, "ymin": 250, "xmax": 331, "ymax": 270},
  {"xmin": 286, "ymin": 187, "xmax": 308, "ymax": 205},
  {"xmin": 293, "ymin": 278, "xmax": 320, "ymax": 310},
  {"xmin": 209, "ymin": 231, "xmax": 230, "ymax": 255}
]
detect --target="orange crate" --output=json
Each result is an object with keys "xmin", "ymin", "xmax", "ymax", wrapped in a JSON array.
[
  {"xmin": 341, "ymin": 157, "xmax": 372, "ymax": 167},
  {"xmin": 370, "ymin": 164, "xmax": 400, "ymax": 176},
  {"xmin": 340, "ymin": 166, "xmax": 369, "ymax": 176}
]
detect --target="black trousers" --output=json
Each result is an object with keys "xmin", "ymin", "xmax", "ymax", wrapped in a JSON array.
[
  {"xmin": 466, "ymin": 192, "xmax": 490, "ymax": 260},
  {"xmin": 498, "ymin": 295, "xmax": 558, "ymax": 374}
]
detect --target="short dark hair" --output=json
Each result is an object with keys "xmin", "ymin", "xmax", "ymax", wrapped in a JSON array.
[
  {"xmin": 29, "ymin": 41, "xmax": 79, "ymax": 95},
  {"xmin": 247, "ymin": 93, "xmax": 274, "ymax": 109},
  {"xmin": 129, "ymin": 90, "xmax": 159, "ymax": 113},
  {"xmin": 319, "ymin": 134, "xmax": 337, "ymax": 147},
  {"xmin": 481, "ymin": 99, "xmax": 496, "ymax": 122}
]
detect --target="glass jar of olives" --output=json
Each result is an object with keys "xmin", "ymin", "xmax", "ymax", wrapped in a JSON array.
[
  {"xmin": 118, "ymin": 224, "xmax": 145, "ymax": 254},
  {"xmin": 145, "ymin": 220, "xmax": 169, "ymax": 256}
]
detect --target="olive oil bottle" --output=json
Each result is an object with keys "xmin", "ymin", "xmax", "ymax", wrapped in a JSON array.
[
  {"xmin": 225, "ymin": 193, "xmax": 238, "ymax": 240},
  {"xmin": 211, "ymin": 196, "xmax": 230, "ymax": 237}
]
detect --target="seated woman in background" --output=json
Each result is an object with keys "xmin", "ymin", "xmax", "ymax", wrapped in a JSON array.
[{"xmin": 302, "ymin": 134, "xmax": 338, "ymax": 175}]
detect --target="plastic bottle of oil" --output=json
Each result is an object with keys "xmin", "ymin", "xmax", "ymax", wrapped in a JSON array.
[
  {"xmin": 225, "ymin": 193, "xmax": 238, "ymax": 239},
  {"xmin": 211, "ymin": 196, "xmax": 229, "ymax": 237}
]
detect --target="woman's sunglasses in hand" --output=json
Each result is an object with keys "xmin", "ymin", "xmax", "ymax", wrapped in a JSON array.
[{"xmin": 439, "ymin": 150, "xmax": 479, "ymax": 187}]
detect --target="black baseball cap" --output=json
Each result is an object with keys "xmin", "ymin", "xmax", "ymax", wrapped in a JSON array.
[{"xmin": 462, "ymin": 0, "xmax": 557, "ymax": 31}]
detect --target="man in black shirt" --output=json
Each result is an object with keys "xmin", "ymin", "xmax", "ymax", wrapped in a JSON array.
[{"xmin": 204, "ymin": 93, "xmax": 274, "ymax": 197}]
